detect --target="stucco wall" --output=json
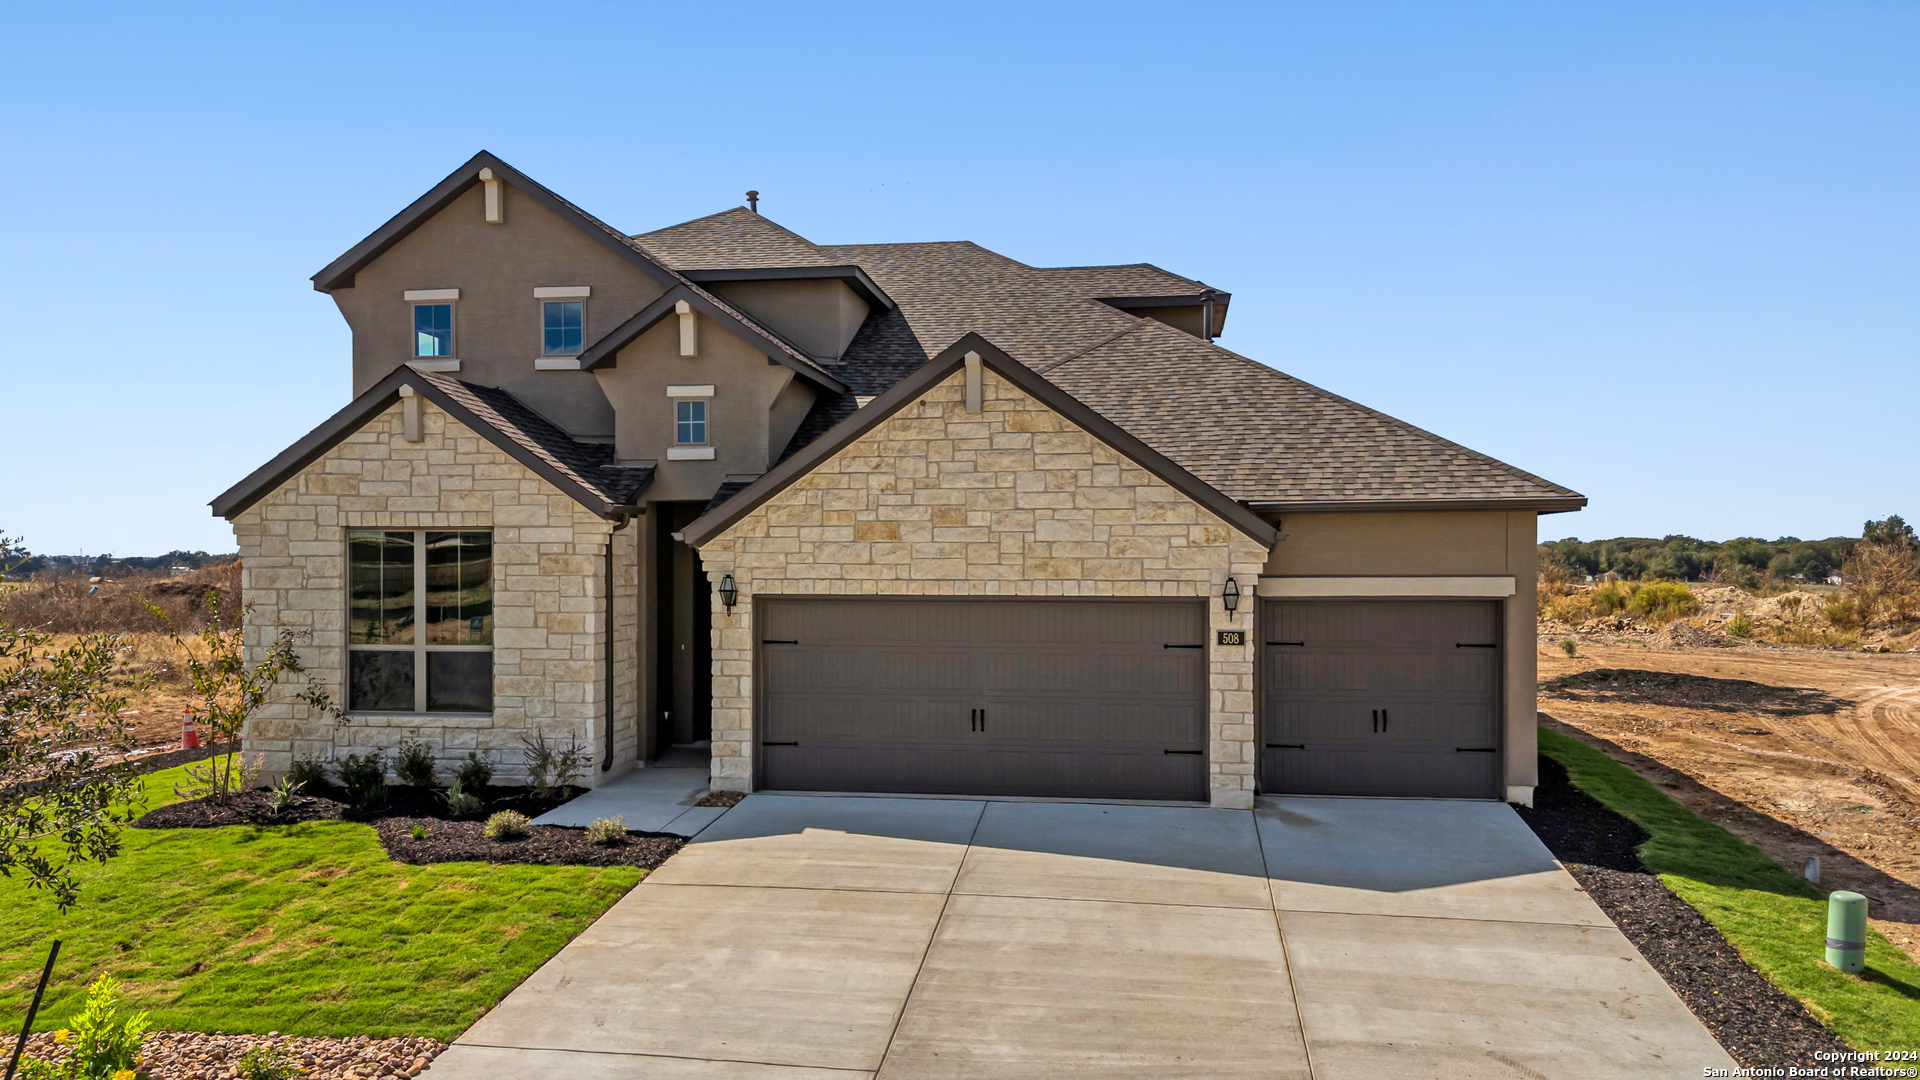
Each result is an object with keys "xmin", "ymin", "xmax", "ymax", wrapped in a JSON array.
[
  {"xmin": 696, "ymin": 368, "xmax": 1273, "ymax": 808},
  {"xmin": 1258, "ymin": 508, "xmax": 1542, "ymax": 796},
  {"xmin": 231, "ymin": 398, "xmax": 617, "ymax": 785},
  {"xmin": 334, "ymin": 181, "xmax": 668, "ymax": 440}
]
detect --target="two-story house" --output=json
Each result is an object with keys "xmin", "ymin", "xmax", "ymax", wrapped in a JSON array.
[{"xmin": 215, "ymin": 151, "xmax": 1583, "ymax": 809}]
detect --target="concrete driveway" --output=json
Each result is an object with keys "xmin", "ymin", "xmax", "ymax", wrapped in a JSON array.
[{"xmin": 428, "ymin": 795, "xmax": 1735, "ymax": 1079}]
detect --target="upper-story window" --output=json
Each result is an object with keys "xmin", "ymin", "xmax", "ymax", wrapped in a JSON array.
[
  {"xmin": 543, "ymin": 301, "xmax": 584, "ymax": 356},
  {"xmin": 414, "ymin": 304, "xmax": 454, "ymax": 357},
  {"xmin": 676, "ymin": 399, "xmax": 708, "ymax": 445}
]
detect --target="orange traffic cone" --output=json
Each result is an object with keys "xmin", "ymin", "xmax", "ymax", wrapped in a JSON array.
[{"xmin": 181, "ymin": 708, "xmax": 200, "ymax": 750}]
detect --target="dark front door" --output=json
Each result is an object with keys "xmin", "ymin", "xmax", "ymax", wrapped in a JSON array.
[
  {"xmin": 757, "ymin": 598, "xmax": 1208, "ymax": 801},
  {"xmin": 1261, "ymin": 600, "xmax": 1501, "ymax": 799}
]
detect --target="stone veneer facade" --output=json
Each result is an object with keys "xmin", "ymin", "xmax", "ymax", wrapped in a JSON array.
[
  {"xmin": 232, "ymin": 398, "xmax": 627, "ymax": 784},
  {"xmin": 696, "ymin": 368, "xmax": 1273, "ymax": 808}
]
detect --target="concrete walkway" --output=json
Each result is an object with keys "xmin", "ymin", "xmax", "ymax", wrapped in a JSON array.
[
  {"xmin": 532, "ymin": 746, "xmax": 725, "ymax": 837},
  {"xmin": 430, "ymin": 795, "xmax": 1736, "ymax": 1079}
]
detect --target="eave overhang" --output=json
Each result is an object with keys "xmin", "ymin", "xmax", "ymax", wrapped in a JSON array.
[
  {"xmin": 682, "ymin": 265, "xmax": 895, "ymax": 312},
  {"xmin": 574, "ymin": 285, "xmax": 850, "ymax": 394}
]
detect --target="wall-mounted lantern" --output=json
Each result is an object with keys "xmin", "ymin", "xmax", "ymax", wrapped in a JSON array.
[
  {"xmin": 1222, "ymin": 576, "xmax": 1241, "ymax": 615},
  {"xmin": 718, "ymin": 573, "xmax": 738, "ymax": 614}
]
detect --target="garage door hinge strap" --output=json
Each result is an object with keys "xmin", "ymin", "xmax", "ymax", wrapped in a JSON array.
[
  {"xmin": 1454, "ymin": 643, "xmax": 1497, "ymax": 648},
  {"xmin": 762, "ymin": 639, "xmax": 799, "ymax": 645},
  {"xmin": 1162, "ymin": 749, "xmax": 1203, "ymax": 755},
  {"xmin": 761, "ymin": 741, "xmax": 798, "ymax": 747},
  {"xmin": 1265, "ymin": 743, "xmax": 1305, "ymax": 750},
  {"xmin": 1162, "ymin": 643, "xmax": 1202, "ymax": 649},
  {"xmin": 1269, "ymin": 641, "xmax": 1305, "ymax": 647},
  {"xmin": 1454, "ymin": 747, "xmax": 1496, "ymax": 753}
]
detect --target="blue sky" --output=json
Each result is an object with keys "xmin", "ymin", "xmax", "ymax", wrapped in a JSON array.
[{"xmin": 2, "ymin": 2, "xmax": 1913, "ymax": 556}]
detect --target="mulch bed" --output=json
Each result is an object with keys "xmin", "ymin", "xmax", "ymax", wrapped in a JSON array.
[
  {"xmin": 375, "ymin": 817, "xmax": 683, "ymax": 868},
  {"xmin": 132, "ymin": 780, "xmax": 582, "ymax": 830},
  {"xmin": 19, "ymin": 1030, "xmax": 443, "ymax": 1080},
  {"xmin": 695, "ymin": 789, "xmax": 747, "ymax": 808},
  {"xmin": 1514, "ymin": 754, "xmax": 1850, "ymax": 1068}
]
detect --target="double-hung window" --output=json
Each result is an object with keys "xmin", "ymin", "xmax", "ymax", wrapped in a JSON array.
[
  {"xmin": 542, "ymin": 301, "xmax": 584, "ymax": 356},
  {"xmin": 414, "ymin": 304, "xmax": 454, "ymax": 357},
  {"xmin": 347, "ymin": 530, "xmax": 492, "ymax": 713},
  {"xmin": 676, "ymin": 399, "xmax": 708, "ymax": 445}
]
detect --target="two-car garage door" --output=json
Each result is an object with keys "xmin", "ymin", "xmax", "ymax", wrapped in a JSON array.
[{"xmin": 757, "ymin": 598, "xmax": 1207, "ymax": 801}]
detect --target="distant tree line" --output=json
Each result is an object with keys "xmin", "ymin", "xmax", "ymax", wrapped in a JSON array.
[
  {"xmin": 1540, "ymin": 515, "xmax": 1912, "ymax": 585},
  {"xmin": 2, "ymin": 547, "xmax": 239, "ymax": 580}
]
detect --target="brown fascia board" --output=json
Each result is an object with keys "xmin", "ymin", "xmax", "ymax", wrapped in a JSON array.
[
  {"xmin": 209, "ymin": 367, "xmax": 624, "ymax": 521},
  {"xmin": 1097, "ymin": 292, "xmax": 1231, "ymax": 335},
  {"xmin": 310, "ymin": 151, "xmax": 681, "ymax": 294},
  {"xmin": 682, "ymin": 266, "xmax": 896, "ymax": 311},
  {"xmin": 682, "ymin": 333, "xmax": 1281, "ymax": 550},
  {"xmin": 1244, "ymin": 496, "xmax": 1589, "ymax": 515},
  {"xmin": 576, "ymin": 285, "xmax": 850, "ymax": 394}
]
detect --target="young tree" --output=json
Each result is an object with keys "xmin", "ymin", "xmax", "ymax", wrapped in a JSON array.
[
  {"xmin": 159, "ymin": 593, "xmax": 312, "ymax": 803},
  {"xmin": 0, "ymin": 533, "xmax": 145, "ymax": 911},
  {"xmin": 1864, "ymin": 515, "xmax": 1916, "ymax": 550}
]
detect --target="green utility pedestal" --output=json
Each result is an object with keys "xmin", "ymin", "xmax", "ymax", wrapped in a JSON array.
[{"xmin": 1825, "ymin": 891, "xmax": 1867, "ymax": 974}]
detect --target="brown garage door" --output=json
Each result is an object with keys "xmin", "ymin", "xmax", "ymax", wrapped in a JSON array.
[
  {"xmin": 757, "ymin": 598, "xmax": 1207, "ymax": 801},
  {"xmin": 1262, "ymin": 600, "xmax": 1501, "ymax": 799}
]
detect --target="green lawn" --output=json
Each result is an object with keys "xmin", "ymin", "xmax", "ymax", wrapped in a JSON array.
[
  {"xmin": 0, "ymin": 765, "xmax": 642, "ymax": 1041},
  {"xmin": 1541, "ymin": 726, "xmax": 1920, "ymax": 1051}
]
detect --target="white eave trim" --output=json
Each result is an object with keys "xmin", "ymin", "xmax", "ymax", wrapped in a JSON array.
[
  {"xmin": 403, "ymin": 289, "xmax": 460, "ymax": 302},
  {"xmin": 666, "ymin": 384, "xmax": 716, "ymax": 398},
  {"xmin": 406, "ymin": 358, "xmax": 462, "ymax": 373},
  {"xmin": 1257, "ymin": 575, "xmax": 1517, "ymax": 598},
  {"xmin": 534, "ymin": 356, "xmax": 584, "ymax": 370},
  {"xmin": 666, "ymin": 446, "xmax": 715, "ymax": 461},
  {"xmin": 534, "ymin": 286, "xmax": 591, "ymax": 299}
]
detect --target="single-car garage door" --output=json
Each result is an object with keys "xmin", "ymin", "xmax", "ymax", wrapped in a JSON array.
[
  {"xmin": 1262, "ymin": 600, "xmax": 1501, "ymax": 799},
  {"xmin": 757, "ymin": 598, "xmax": 1207, "ymax": 801}
]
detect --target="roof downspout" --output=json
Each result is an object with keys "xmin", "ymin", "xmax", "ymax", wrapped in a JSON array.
[{"xmin": 602, "ymin": 513, "xmax": 631, "ymax": 773}]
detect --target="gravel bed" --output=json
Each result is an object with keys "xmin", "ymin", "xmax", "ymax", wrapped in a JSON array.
[
  {"xmin": 375, "ymin": 816, "xmax": 683, "ymax": 868},
  {"xmin": 17, "ymin": 1030, "xmax": 443, "ymax": 1079},
  {"xmin": 1514, "ymin": 754, "xmax": 1850, "ymax": 1068}
]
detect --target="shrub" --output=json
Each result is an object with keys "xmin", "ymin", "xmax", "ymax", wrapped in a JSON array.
[
  {"xmin": 443, "ymin": 777, "xmax": 484, "ymax": 819},
  {"xmin": 1727, "ymin": 614, "xmax": 1754, "ymax": 638},
  {"xmin": 524, "ymin": 731, "xmax": 587, "ymax": 801},
  {"xmin": 18, "ymin": 974, "xmax": 151, "ymax": 1080},
  {"xmin": 484, "ymin": 810, "xmax": 531, "ymax": 840},
  {"xmin": 1626, "ymin": 581, "xmax": 1698, "ymax": 624},
  {"xmin": 334, "ymin": 751, "xmax": 388, "ymax": 809},
  {"xmin": 1588, "ymin": 581, "xmax": 1634, "ymax": 617},
  {"xmin": 584, "ymin": 816, "xmax": 626, "ymax": 845},
  {"xmin": 409, "ymin": 823, "xmax": 430, "ymax": 840},
  {"xmin": 454, "ymin": 751, "xmax": 493, "ymax": 791},
  {"xmin": 237, "ymin": 1045, "xmax": 298, "ymax": 1080},
  {"xmin": 395, "ymin": 739, "xmax": 437, "ymax": 787},
  {"xmin": 1824, "ymin": 594, "xmax": 1866, "ymax": 631},
  {"xmin": 285, "ymin": 757, "xmax": 329, "ymax": 790},
  {"xmin": 267, "ymin": 776, "xmax": 305, "ymax": 816},
  {"xmin": 1559, "ymin": 638, "xmax": 1578, "ymax": 658}
]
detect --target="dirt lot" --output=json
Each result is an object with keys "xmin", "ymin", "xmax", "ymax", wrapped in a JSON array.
[{"xmin": 1538, "ymin": 638, "xmax": 1920, "ymax": 959}]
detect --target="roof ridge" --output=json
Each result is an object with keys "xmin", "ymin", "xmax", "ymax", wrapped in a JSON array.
[
  {"xmin": 1036, "ymin": 320, "xmax": 1154, "ymax": 374},
  {"xmin": 1133, "ymin": 322, "xmax": 1580, "ymax": 498}
]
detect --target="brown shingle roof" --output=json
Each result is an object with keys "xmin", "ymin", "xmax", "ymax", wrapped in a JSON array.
[
  {"xmin": 640, "ymin": 211, "xmax": 1583, "ymax": 511},
  {"xmin": 418, "ymin": 372, "xmax": 654, "ymax": 507},
  {"xmin": 635, "ymin": 208, "xmax": 836, "ymax": 269}
]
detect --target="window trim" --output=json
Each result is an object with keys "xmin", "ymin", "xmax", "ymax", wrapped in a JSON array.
[
  {"xmin": 411, "ymin": 302, "xmax": 456, "ymax": 359},
  {"xmin": 540, "ymin": 298, "xmax": 587, "ymax": 357},
  {"xmin": 345, "ymin": 529, "xmax": 493, "ymax": 716}
]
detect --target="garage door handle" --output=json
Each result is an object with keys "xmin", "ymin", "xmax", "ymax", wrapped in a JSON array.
[
  {"xmin": 1163, "ymin": 643, "xmax": 1202, "ymax": 649},
  {"xmin": 1455, "ymin": 747, "xmax": 1497, "ymax": 754},
  {"xmin": 970, "ymin": 708, "xmax": 979, "ymax": 732},
  {"xmin": 1163, "ymin": 749, "xmax": 1202, "ymax": 755},
  {"xmin": 979, "ymin": 709, "xmax": 986, "ymax": 732},
  {"xmin": 762, "ymin": 639, "xmax": 799, "ymax": 645},
  {"xmin": 1266, "ymin": 743, "xmax": 1304, "ymax": 750},
  {"xmin": 1372, "ymin": 709, "xmax": 1379, "ymax": 733},
  {"xmin": 1381, "ymin": 709, "xmax": 1388, "ymax": 731},
  {"xmin": 1455, "ymin": 642, "xmax": 1496, "ymax": 649},
  {"xmin": 1268, "ymin": 640, "xmax": 1305, "ymax": 647},
  {"xmin": 761, "ymin": 741, "xmax": 798, "ymax": 747}
]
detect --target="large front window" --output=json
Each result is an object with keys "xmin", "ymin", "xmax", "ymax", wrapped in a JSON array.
[{"xmin": 348, "ymin": 530, "xmax": 492, "ymax": 713}]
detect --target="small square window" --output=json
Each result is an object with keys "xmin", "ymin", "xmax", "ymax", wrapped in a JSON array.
[
  {"xmin": 414, "ymin": 304, "xmax": 453, "ymax": 357},
  {"xmin": 676, "ymin": 399, "xmax": 708, "ymax": 445},
  {"xmin": 543, "ymin": 301, "xmax": 584, "ymax": 355}
]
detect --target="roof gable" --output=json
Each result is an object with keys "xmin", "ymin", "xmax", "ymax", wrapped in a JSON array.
[
  {"xmin": 210, "ymin": 367, "xmax": 651, "ymax": 520},
  {"xmin": 682, "ymin": 334, "xmax": 1280, "ymax": 549}
]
